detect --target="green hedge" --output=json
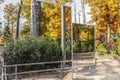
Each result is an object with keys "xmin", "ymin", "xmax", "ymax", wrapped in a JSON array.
[
  {"xmin": 2, "ymin": 37, "xmax": 64, "ymax": 65},
  {"xmin": 73, "ymin": 39, "xmax": 94, "ymax": 53}
]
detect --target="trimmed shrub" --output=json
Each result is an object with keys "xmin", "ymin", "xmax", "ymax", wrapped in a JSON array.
[{"xmin": 2, "ymin": 37, "xmax": 62, "ymax": 65}]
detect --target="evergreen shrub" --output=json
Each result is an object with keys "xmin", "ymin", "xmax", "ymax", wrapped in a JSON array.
[{"xmin": 2, "ymin": 37, "xmax": 63, "ymax": 65}]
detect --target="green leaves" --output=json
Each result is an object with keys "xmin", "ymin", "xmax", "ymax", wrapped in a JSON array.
[{"xmin": 2, "ymin": 37, "xmax": 62, "ymax": 65}]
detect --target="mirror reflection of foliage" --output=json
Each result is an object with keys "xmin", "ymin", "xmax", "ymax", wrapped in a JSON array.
[
  {"xmin": 21, "ymin": 1, "xmax": 50, "ymax": 37},
  {"xmin": 21, "ymin": 0, "xmax": 71, "ymax": 39},
  {"xmin": 73, "ymin": 24, "xmax": 94, "ymax": 41},
  {"xmin": 73, "ymin": 24, "xmax": 95, "ymax": 53}
]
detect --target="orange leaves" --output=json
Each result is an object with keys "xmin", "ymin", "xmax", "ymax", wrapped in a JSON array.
[
  {"xmin": 86, "ymin": 0, "xmax": 120, "ymax": 33},
  {"xmin": 112, "ymin": 12, "xmax": 118, "ymax": 16},
  {"xmin": 96, "ymin": 40, "xmax": 100, "ymax": 46}
]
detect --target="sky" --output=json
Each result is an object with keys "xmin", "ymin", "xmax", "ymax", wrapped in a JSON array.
[
  {"xmin": 0, "ymin": 0, "xmax": 20, "ymax": 19},
  {"xmin": 0, "ymin": 0, "xmax": 91, "ymax": 24}
]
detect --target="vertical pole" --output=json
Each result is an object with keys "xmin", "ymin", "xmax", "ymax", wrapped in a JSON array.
[
  {"xmin": 107, "ymin": 23, "xmax": 110, "ymax": 43},
  {"xmin": 61, "ymin": 5, "xmax": 66, "ymax": 67},
  {"xmin": 94, "ymin": 25, "xmax": 96, "ymax": 53},
  {"xmin": 78, "ymin": 13, "xmax": 80, "ymax": 24},
  {"xmin": 71, "ymin": 10, "xmax": 74, "ymax": 80},
  {"xmin": 3, "ymin": 59, "xmax": 7, "ymax": 80},
  {"xmin": 15, "ymin": 66, "xmax": 17, "ymax": 80},
  {"xmin": 4, "ymin": 66, "xmax": 7, "ymax": 80},
  {"xmin": 107, "ymin": 22, "xmax": 110, "ymax": 54},
  {"xmin": 1, "ymin": 60, "xmax": 4, "ymax": 80},
  {"xmin": 94, "ymin": 25, "xmax": 97, "ymax": 65}
]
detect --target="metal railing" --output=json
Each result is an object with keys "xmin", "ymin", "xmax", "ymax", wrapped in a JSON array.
[{"xmin": 1, "ymin": 60, "xmax": 72, "ymax": 80}]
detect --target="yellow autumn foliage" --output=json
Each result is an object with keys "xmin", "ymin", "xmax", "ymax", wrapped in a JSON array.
[
  {"xmin": 86, "ymin": 0, "xmax": 120, "ymax": 32},
  {"xmin": 21, "ymin": 0, "xmax": 71, "ymax": 39}
]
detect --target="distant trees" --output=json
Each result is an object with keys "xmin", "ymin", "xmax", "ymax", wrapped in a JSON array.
[
  {"xmin": 86, "ymin": 0, "xmax": 120, "ymax": 31},
  {"xmin": 86, "ymin": 0, "xmax": 120, "ymax": 53},
  {"xmin": 3, "ymin": 4, "xmax": 17, "ymax": 42},
  {"xmin": 2, "ymin": 0, "xmax": 72, "ymax": 41}
]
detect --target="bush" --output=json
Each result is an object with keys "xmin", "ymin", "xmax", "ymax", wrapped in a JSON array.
[
  {"xmin": 117, "ymin": 38, "xmax": 120, "ymax": 54},
  {"xmin": 97, "ymin": 43, "xmax": 107, "ymax": 55},
  {"xmin": 73, "ymin": 39, "xmax": 94, "ymax": 53},
  {"xmin": 73, "ymin": 41, "xmax": 81, "ymax": 53},
  {"xmin": 2, "ymin": 37, "xmax": 63, "ymax": 65}
]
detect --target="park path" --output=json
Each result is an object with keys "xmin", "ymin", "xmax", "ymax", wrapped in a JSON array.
[
  {"xmin": 70, "ymin": 56, "xmax": 120, "ymax": 80},
  {"xmin": 22, "ymin": 53, "xmax": 120, "ymax": 80}
]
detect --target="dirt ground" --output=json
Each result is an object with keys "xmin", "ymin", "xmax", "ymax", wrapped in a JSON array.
[{"xmin": 71, "ymin": 56, "xmax": 120, "ymax": 80}]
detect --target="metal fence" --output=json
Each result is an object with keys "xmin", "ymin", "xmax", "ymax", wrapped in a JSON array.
[{"xmin": 1, "ymin": 60, "xmax": 73, "ymax": 80}]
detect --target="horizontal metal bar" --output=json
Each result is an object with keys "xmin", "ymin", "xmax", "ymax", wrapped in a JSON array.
[
  {"xmin": 4, "ymin": 60, "xmax": 72, "ymax": 67},
  {"xmin": 36, "ymin": 0, "xmax": 73, "ymax": 7},
  {"xmin": 36, "ymin": 0, "xmax": 57, "ymax": 4},
  {"xmin": 4, "ymin": 67, "xmax": 72, "ymax": 76}
]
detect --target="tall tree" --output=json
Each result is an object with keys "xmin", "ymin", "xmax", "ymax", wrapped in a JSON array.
[
  {"xmin": 86, "ymin": 0, "xmax": 120, "ymax": 53},
  {"xmin": 3, "ymin": 4, "xmax": 17, "ymax": 40},
  {"xmin": 30, "ymin": 0, "xmax": 41, "ymax": 36},
  {"xmin": 86, "ymin": 0, "xmax": 120, "ymax": 40},
  {"xmin": 16, "ymin": 0, "xmax": 23, "ymax": 39}
]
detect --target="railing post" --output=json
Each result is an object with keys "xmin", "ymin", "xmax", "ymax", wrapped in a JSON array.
[
  {"xmin": 1, "ymin": 60, "xmax": 4, "ymax": 80},
  {"xmin": 4, "ymin": 65, "xmax": 7, "ymax": 80},
  {"xmin": 15, "ymin": 66, "xmax": 18, "ymax": 80},
  {"xmin": 61, "ymin": 5, "xmax": 66, "ymax": 67},
  {"xmin": 1, "ymin": 59, "xmax": 7, "ymax": 80},
  {"xmin": 60, "ymin": 61, "xmax": 63, "ymax": 78}
]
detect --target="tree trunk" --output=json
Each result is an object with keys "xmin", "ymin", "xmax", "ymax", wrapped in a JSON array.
[
  {"xmin": 107, "ymin": 23, "xmax": 110, "ymax": 43},
  {"xmin": 81, "ymin": 0, "xmax": 86, "ymax": 24},
  {"xmin": 16, "ymin": 0, "xmax": 23, "ymax": 39},
  {"xmin": 30, "ymin": 0, "xmax": 41, "ymax": 36}
]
